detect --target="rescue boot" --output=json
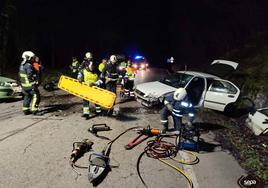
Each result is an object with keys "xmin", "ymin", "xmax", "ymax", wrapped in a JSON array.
[
  {"xmin": 23, "ymin": 110, "xmax": 31, "ymax": 115},
  {"xmin": 162, "ymin": 123, "xmax": 168, "ymax": 134},
  {"xmin": 32, "ymin": 110, "xmax": 44, "ymax": 116}
]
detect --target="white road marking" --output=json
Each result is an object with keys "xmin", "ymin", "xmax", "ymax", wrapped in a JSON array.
[{"xmin": 179, "ymin": 150, "xmax": 200, "ymax": 188}]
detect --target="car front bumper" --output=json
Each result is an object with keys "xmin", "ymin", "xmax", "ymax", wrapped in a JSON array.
[
  {"xmin": 0, "ymin": 86, "xmax": 22, "ymax": 99},
  {"xmin": 134, "ymin": 91, "xmax": 159, "ymax": 107}
]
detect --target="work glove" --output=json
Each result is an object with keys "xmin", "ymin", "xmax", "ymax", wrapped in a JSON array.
[{"xmin": 166, "ymin": 104, "xmax": 173, "ymax": 112}]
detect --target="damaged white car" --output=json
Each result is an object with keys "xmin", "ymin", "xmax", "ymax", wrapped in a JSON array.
[
  {"xmin": 246, "ymin": 108, "xmax": 268, "ymax": 136},
  {"xmin": 135, "ymin": 60, "xmax": 240, "ymax": 112}
]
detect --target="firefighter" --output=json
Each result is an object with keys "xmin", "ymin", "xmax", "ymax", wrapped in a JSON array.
[
  {"xmin": 160, "ymin": 88, "xmax": 195, "ymax": 133},
  {"xmin": 32, "ymin": 56, "xmax": 43, "ymax": 85},
  {"xmin": 98, "ymin": 58, "xmax": 107, "ymax": 88},
  {"xmin": 123, "ymin": 59, "xmax": 136, "ymax": 97},
  {"xmin": 79, "ymin": 52, "xmax": 93, "ymax": 71},
  {"xmin": 19, "ymin": 51, "xmax": 41, "ymax": 115},
  {"xmin": 98, "ymin": 58, "xmax": 107, "ymax": 73},
  {"xmin": 70, "ymin": 56, "xmax": 80, "ymax": 78},
  {"xmin": 100, "ymin": 55, "xmax": 119, "ymax": 116},
  {"xmin": 77, "ymin": 59, "xmax": 102, "ymax": 119}
]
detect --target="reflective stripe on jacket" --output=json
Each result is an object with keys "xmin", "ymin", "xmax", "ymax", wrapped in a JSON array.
[
  {"xmin": 124, "ymin": 66, "xmax": 135, "ymax": 80},
  {"xmin": 19, "ymin": 62, "xmax": 36, "ymax": 89}
]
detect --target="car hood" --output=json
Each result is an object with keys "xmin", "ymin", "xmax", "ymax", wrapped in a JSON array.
[
  {"xmin": 0, "ymin": 76, "xmax": 16, "ymax": 83},
  {"xmin": 135, "ymin": 81, "xmax": 176, "ymax": 97}
]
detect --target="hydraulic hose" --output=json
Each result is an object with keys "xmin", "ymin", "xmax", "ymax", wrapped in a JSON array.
[{"xmin": 137, "ymin": 136, "xmax": 199, "ymax": 188}]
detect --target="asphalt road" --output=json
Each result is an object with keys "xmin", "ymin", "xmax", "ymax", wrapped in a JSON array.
[{"xmin": 0, "ymin": 68, "xmax": 245, "ymax": 188}]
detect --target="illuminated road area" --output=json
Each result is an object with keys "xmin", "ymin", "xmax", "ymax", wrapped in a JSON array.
[{"xmin": 0, "ymin": 68, "xmax": 244, "ymax": 188}]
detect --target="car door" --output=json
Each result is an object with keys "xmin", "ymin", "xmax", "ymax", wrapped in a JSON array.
[
  {"xmin": 204, "ymin": 79, "xmax": 240, "ymax": 111},
  {"xmin": 247, "ymin": 108, "xmax": 268, "ymax": 135},
  {"xmin": 185, "ymin": 76, "xmax": 206, "ymax": 107}
]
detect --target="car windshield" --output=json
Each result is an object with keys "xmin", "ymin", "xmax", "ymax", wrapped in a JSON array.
[{"xmin": 159, "ymin": 73, "xmax": 193, "ymax": 88}]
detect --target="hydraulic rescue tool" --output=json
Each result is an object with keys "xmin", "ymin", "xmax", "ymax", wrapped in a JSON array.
[
  {"xmin": 70, "ymin": 139, "xmax": 94, "ymax": 163},
  {"xmin": 88, "ymin": 124, "xmax": 111, "ymax": 135},
  {"xmin": 125, "ymin": 126, "xmax": 162, "ymax": 150},
  {"xmin": 88, "ymin": 126, "xmax": 140, "ymax": 185},
  {"xmin": 177, "ymin": 122, "xmax": 200, "ymax": 151},
  {"xmin": 88, "ymin": 124, "xmax": 111, "ymax": 140}
]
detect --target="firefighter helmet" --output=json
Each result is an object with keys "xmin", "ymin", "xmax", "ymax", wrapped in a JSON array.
[
  {"xmin": 110, "ymin": 55, "xmax": 117, "ymax": 63},
  {"xmin": 173, "ymin": 88, "xmax": 187, "ymax": 101},
  {"xmin": 85, "ymin": 52, "xmax": 93, "ymax": 59},
  {"xmin": 22, "ymin": 51, "xmax": 35, "ymax": 60}
]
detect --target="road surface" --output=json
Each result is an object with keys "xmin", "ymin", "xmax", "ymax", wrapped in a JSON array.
[{"xmin": 0, "ymin": 68, "xmax": 245, "ymax": 188}]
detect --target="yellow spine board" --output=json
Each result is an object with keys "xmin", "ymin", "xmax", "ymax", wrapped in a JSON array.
[{"xmin": 58, "ymin": 75, "xmax": 116, "ymax": 109}]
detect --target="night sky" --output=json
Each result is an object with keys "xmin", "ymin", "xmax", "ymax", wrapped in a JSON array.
[{"xmin": 3, "ymin": 0, "xmax": 268, "ymax": 69}]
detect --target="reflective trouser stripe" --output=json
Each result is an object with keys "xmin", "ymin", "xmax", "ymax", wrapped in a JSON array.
[
  {"xmin": 83, "ymin": 107, "xmax": 90, "ymax": 114},
  {"xmin": 160, "ymin": 120, "xmax": 168, "ymax": 123},
  {"xmin": 22, "ymin": 107, "xmax": 30, "ymax": 111},
  {"xmin": 172, "ymin": 112, "xmax": 183, "ymax": 117},
  {"xmin": 95, "ymin": 106, "xmax": 101, "ymax": 113},
  {"xmin": 173, "ymin": 109, "xmax": 181, "ymax": 113},
  {"xmin": 31, "ymin": 94, "xmax": 38, "ymax": 112}
]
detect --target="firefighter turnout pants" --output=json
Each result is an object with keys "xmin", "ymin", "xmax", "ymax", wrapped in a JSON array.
[
  {"xmin": 160, "ymin": 106, "xmax": 182, "ymax": 131},
  {"xmin": 22, "ymin": 87, "xmax": 41, "ymax": 114}
]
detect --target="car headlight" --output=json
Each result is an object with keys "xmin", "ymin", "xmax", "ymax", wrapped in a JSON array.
[
  {"xmin": 140, "ymin": 64, "xmax": 145, "ymax": 69},
  {"xmin": 0, "ymin": 81, "xmax": 6, "ymax": 86},
  {"xmin": 133, "ymin": 64, "xmax": 138, "ymax": 69}
]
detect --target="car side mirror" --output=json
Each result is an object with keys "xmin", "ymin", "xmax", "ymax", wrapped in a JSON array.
[
  {"xmin": 249, "ymin": 108, "xmax": 257, "ymax": 115},
  {"xmin": 263, "ymin": 119, "xmax": 268, "ymax": 124}
]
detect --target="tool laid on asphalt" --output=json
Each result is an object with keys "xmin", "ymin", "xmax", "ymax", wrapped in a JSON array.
[
  {"xmin": 58, "ymin": 75, "xmax": 116, "ymax": 108},
  {"xmin": 70, "ymin": 139, "xmax": 94, "ymax": 163},
  {"xmin": 125, "ymin": 126, "xmax": 162, "ymax": 150},
  {"xmin": 69, "ymin": 139, "xmax": 94, "ymax": 176},
  {"xmin": 136, "ymin": 135, "xmax": 199, "ymax": 188},
  {"xmin": 88, "ymin": 124, "xmax": 111, "ymax": 135},
  {"xmin": 88, "ymin": 123, "xmax": 112, "ymax": 140},
  {"xmin": 69, "ymin": 126, "xmax": 141, "ymax": 186}
]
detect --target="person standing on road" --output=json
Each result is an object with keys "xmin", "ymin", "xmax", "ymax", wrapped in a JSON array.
[
  {"xmin": 19, "ymin": 51, "xmax": 41, "ymax": 115},
  {"xmin": 32, "ymin": 56, "xmax": 43, "ymax": 86},
  {"xmin": 123, "ymin": 59, "xmax": 136, "ymax": 98},
  {"xmin": 100, "ymin": 54, "xmax": 119, "ymax": 116},
  {"xmin": 98, "ymin": 58, "xmax": 108, "ymax": 88},
  {"xmin": 166, "ymin": 56, "xmax": 175, "ymax": 74},
  {"xmin": 160, "ymin": 88, "xmax": 195, "ymax": 133},
  {"xmin": 70, "ymin": 56, "xmax": 80, "ymax": 78},
  {"xmin": 78, "ymin": 56, "xmax": 102, "ymax": 119}
]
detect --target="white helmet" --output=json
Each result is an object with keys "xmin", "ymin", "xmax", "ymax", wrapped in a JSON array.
[
  {"xmin": 85, "ymin": 52, "xmax": 93, "ymax": 59},
  {"xmin": 173, "ymin": 88, "xmax": 187, "ymax": 101},
  {"xmin": 22, "ymin": 51, "xmax": 35, "ymax": 60},
  {"xmin": 110, "ymin": 55, "xmax": 117, "ymax": 63}
]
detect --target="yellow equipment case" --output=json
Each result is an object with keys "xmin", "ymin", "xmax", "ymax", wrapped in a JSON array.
[{"xmin": 58, "ymin": 75, "xmax": 116, "ymax": 109}]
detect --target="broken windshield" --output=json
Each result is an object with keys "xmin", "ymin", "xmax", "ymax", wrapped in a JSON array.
[{"xmin": 160, "ymin": 73, "xmax": 193, "ymax": 88}]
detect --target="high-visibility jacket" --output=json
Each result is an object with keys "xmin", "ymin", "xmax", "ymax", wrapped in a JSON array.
[
  {"xmin": 71, "ymin": 60, "xmax": 79, "ymax": 73},
  {"xmin": 19, "ymin": 61, "xmax": 36, "ymax": 89},
  {"xmin": 78, "ymin": 69, "xmax": 98, "ymax": 85},
  {"xmin": 124, "ymin": 66, "xmax": 135, "ymax": 80},
  {"xmin": 98, "ymin": 63, "xmax": 106, "ymax": 73}
]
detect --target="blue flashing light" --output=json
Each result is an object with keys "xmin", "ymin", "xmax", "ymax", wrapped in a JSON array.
[{"xmin": 134, "ymin": 55, "xmax": 144, "ymax": 60}]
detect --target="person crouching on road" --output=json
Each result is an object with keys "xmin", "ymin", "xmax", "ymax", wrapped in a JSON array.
[
  {"xmin": 19, "ymin": 51, "xmax": 41, "ymax": 115},
  {"xmin": 77, "ymin": 59, "xmax": 102, "ymax": 120},
  {"xmin": 160, "ymin": 88, "xmax": 195, "ymax": 133},
  {"xmin": 123, "ymin": 59, "xmax": 136, "ymax": 97}
]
